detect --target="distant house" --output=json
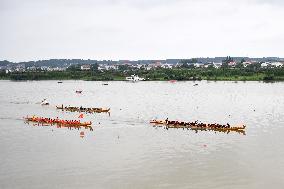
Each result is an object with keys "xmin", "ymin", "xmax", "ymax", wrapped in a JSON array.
[
  {"xmin": 147, "ymin": 63, "xmax": 161, "ymax": 70},
  {"xmin": 242, "ymin": 62, "xmax": 252, "ymax": 67},
  {"xmin": 40, "ymin": 66, "xmax": 49, "ymax": 71},
  {"xmin": 161, "ymin": 63, "xmax": 173, "ymax": 69},
  {"xmin": 228, "ymin": 61, "xmax": 237, "ymax": 67},
  {"xmin": 194, "ymin": 63, "xmax": 204, "ymax": 68},
  {"xmin": 213, "ymin": 63, "xmax": 222, "ymax": 69},
  {"xmin": 105, "ymin": 65, "xmax": 117, "ymax": 70},
  {"xmin": 27, "ymin": 66, "xmax": 37, "ymax": 71},
  {"xmin": 135, "ymin": 64, "xmax": 143, "ymax": 69},
  {"xmin": 271, "ymin": 62, "xmax": 283, "ymax": 67},
  {"xmin": 48, "ymin": 67, "xmax": 66, "ymax": 71},
  {"xmin": 154, "ymin": 61, "xmax": 162, "ymax": 67},
  {"xmin": 81, "ymin": 64, "xmax": 91, "ymax": 70},
  {"xmin": 261, "ymin": 62, "xmax": 269, "ymax": 68},
  {"xmin": 98, "ymin": 64, "xmax": 118, "ymax": 71},
  {"xmin": 98, "ymin": 67, "xmax": 105, "ymax": 71},
  {"xmin": 16, "ymin": 64, "xmax": 26, "ymax": 71}
]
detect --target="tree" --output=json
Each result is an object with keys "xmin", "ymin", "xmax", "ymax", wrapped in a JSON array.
[
  {"xmin": 67, "ymin": 64, "xmax": 80, "ymax": 72},
  {"xmin": 221, "ymin": 62, "xmax": 229, "ymax": 69},
  {"xmin": 223, "ymin": 56, "xmax": 233, "ymax": 64},
  {"xmin": 91, "ymin": 63, "xmax": 98, "ymax": 72},
  {"xmin": 180, "ymin": 62, "xmax": 189, "ymax": 68},
  {"xmin": 118, "ymin": 65, "xmax": 130, "ymax": 71},
  {"xmin": 179, "ymin": 58, "xmax": 198, "ymax": 64},
  {"xmin": 235, "ymin": 62, "xmax": 244, "ymax": 69}
]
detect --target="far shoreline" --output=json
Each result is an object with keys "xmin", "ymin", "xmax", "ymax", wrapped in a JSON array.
[
  {"xmin": 1, "ymin": 78, "xmax": 283, "ymax": 82},
  {"xmin": 1, "ymin": 66, "xmax": 284, "ymax": 82}
]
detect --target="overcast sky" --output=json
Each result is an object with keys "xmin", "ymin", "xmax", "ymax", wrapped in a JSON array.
[{"xmin": 0, "ymin": 0, "xmax": 283, "ymax": 62}]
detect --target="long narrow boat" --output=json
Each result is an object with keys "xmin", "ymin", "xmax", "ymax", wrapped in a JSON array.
[
  {"xmin": 24, "ymin": 117, "xmax": 93, "ymax": 131},
  {"xmin": 56, "ymin": 105, "xmax": 110, "ymax": 114},
  {"xmin": 166, "ymin": 125, "xmax": 246, "ymax": 131},
  {"xmin": 24, "ymin": 116, "xmax": 92, "ymax": 127},
  {"xmin": 150, "ymin": 119, "xmax": 246, "ymax": 131}
]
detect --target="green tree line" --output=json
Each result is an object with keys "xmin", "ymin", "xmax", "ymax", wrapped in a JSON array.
[{"xmin": 1, "ymin": 65, "xmax": 284, "ymax": 81}]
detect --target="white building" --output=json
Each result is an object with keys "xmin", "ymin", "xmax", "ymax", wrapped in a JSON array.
[
  {"xmin": 194, "ymin": 63, "xmax": 204, "ymax": 68},
  {"xmin": 271, "ymin": 62, "xmax": 283, "ymax": 67},
  {"xmin": 105, "ymin": 65, "xmax": 117, "ymax": 70},
  {"xmin": 81, "ymin": 65, "xmax": 91, "ymax": 70},
  {"xmin": 242, "ymin": 62, "xmax": 252, "ymax": 67},
  {"xmin": 27, "ymin": 66, "xmax": 37, "ymax": 71},
  {"xmin": 261, "ymin": 62, "xmax": 269, "ymax": 68},
  {"xmin": 213, "ymin": 63, "xmax": 222, "ymax": 69},
  {"xmin": 161, "ymin": 63, "xmax": 173, "ymax": 69},
  {"xmin": 228, "ymin": 61, "xmax": 237, "ymax": 67},
  {"xmin": 40, "ymin": 66, "xmax": 49, "ymax": 71}
]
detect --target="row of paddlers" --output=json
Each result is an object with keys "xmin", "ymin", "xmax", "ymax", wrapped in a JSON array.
[
  {"xmin": 56, "ymin": 105, "xmax": 110, "ymax": 113},
  {"xmin": 25, "ymin": 116, "xmax": 92, "ymax": 126},
  {"xmin": 150, "ymin": 119, "xmax": 246, "ymax": 131},
  {"xmin": 24, "ymin": 116, "xmax": 93, "ymax": 129}
]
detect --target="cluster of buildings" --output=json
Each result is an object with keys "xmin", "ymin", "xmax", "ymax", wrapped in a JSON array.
[
  {"xmin": 260, "ymin": 62, "xmax": 283, "ymax": 68},
  {"xmin": 1, "ymin": 64, "xmax": 66, "ymax": 73},
  {"xmin": 1, "ymin": 58, "xmax": 283, "ymax": 73},
  {"xmin": 79, "ymin": 61, "xmax": 283, "ymax": 72}
]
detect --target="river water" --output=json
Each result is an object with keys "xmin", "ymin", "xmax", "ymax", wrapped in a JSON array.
[{"xmin": 0, "ymin": 80, "xmax": 284, "ymax": 189}]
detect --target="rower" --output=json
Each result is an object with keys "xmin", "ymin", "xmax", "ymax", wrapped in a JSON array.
[{"xmin": 165, "ymin": 118, "xmax": 169, "ymax": 124}]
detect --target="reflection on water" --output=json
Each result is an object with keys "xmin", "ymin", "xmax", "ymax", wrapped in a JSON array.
[
  {"xmin": 191, "ymin": 128, "xmax": 246, "ymax": 135},
  {"xmin": 80, "ymin": 131, "xmax": 85, "ymax": 138},
  {"xmin": 152, "ymin": 125, "xmax": 246, "ymax": 135},
  {"xmin": 0, "ymin": 80, "xmax": 284, "ymax": 189}
]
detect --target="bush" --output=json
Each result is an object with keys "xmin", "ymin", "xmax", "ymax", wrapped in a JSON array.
[{"xmin": 263, "ymin": 75, "xmax": 275, "ymax": 81}]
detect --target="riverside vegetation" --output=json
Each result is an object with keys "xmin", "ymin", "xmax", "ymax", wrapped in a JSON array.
[{"xmin": 1, "ymin": 63, "xmax": 284, "ymax": 81}]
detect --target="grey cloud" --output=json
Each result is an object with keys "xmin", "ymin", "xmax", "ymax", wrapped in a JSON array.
[{"xmin": 1, "ymin": 0, "xmax": 284, "ymax": 61}]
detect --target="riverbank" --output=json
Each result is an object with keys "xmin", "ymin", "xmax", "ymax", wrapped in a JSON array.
[{"xmin": 1, "ymin": 67, "xmax": 284, "ymax": 81}]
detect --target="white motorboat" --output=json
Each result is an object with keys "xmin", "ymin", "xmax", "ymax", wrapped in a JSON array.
[
  {"xmin": 41, "ymin": 99, "xmax": 49, "ymax": 105},
  {"xmin": 125, "ymin": 74, "xmax": 145, "ymax": 82}
]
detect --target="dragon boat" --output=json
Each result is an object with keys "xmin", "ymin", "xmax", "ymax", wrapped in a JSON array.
[
  {"xmin": 150, "ymin": 119, "xmax": 246, "ymax": 131},
  {"xmin": 24, "ymin": 116, "xmax": 92, "ymax": 127},
  {"xmin": 56, "ymin": 105, "xmax": 110, "ymax": 114}
]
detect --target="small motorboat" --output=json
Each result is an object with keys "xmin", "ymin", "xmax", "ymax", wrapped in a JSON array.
[
  {"xmin": 125, "ymin": 74, "xmax": 145, "ymax": 82},
  {"xmin": 41, "ymin": 99, "xmax": 49, "ymax": 105}
]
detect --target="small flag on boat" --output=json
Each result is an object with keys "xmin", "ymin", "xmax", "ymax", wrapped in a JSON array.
[{"xmin": 78, "ymin": 114, "xmax": 84, "ymax": 118}]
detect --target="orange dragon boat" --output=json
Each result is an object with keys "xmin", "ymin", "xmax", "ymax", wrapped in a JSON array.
[{"xmin": 24, "ymin": 116, "xmax": 92, "ymax": 127}]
